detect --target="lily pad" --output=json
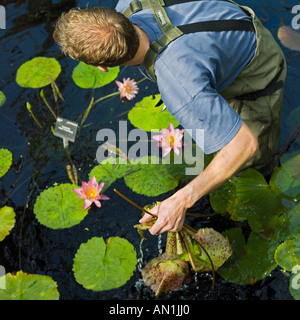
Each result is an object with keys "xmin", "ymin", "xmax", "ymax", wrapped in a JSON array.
[
  {"xmin": 0, "ymin": 91, "xmax": 5, "ymax": 106},
  {"xmin": 73, "ymin": 237, "xmax": 137, "ymax": 291},
  {"xmin": 124, "ymin": 156, "xmax": 179, "ymax": 196},
  {"xmin": 16, "ymin": 57, "xmax": 61, "ymax": 88},
  {"xmin": 0, "ymin": 271, "xmax": 59, "ymax": 300},
  {"xmin": 72, "ymin": 62, "xmax": 119, "ymax": 88},
  {"xmin": 89, "ymin": 157, "xmax": 134, "ymax": 191},
  {"xmin": 209, "ymin": 178, "xmax": 249, "ymax": 221},
  {"xmin": 280, "ymin": 150, "xmax": 300, "ymax": 181},
  {"xmin": 142, "ymin": 253, "xmax": 191, "ymax": 296},
  {"xmin": 193, "ymin": 228, "xmax": 232, "ymax": 272},
  {"xmin": 274, "ymin": 236, "xmax": 300, "ymax": 272},
  {"xmin": 289, "ymin": 268, "xmax": 300, "ymax": 300},
  {"xmin": 217, "ymin": 228, "xmax": 277, "ymax": 285},
  {"xmin": 0, "ymin": 148, "xmax": 12, "ymax": 178},
  {"xmin": 33, "ymin": 183, "xmax": 89, "ymax": 229},
  {"xmin": 270, "ymin": 166, "xmax": 300, "ymax": 199},
  {"xmin": 236, "ymin": 168, "xmax": 287, "ymax": 239},
  {"xmin": 128, "ymin": 94, "xmax": 179, "ymax": 131},
  {"xmin": 0, "ymin": 206, "xmax": 16, "ymax": 241}
]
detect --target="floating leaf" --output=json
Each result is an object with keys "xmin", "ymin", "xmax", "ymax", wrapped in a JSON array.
[
  {"xmin": 73, "ymin": 237, "xmax": 137, "ymax": 291},
  {"xmin": 89, "ymin": 157, "xmax": 133, "ymax": 192},
  {"xmin": 0, "ymin": 91, "xmax": 6, "ymax": 107},
  {"xmin": 274, "ymin": 235, "xmax": 300, "ymax": 272},
  {"xmin": 142, "ymin": 253, "xmax": 191, "ymax": 296},
  {"xmin": 0, "ymin": 148, "xmax": 12, "ymax": 178},
  {"xmin": 270, "ymin": 166, "xmax": 300, "ymax": 199},
  {"xmin": 209, "ymin": 178, "xmax": 249, "ymax": 221},
  {"xmin": 280, "ymin": 150, "xmax": 300, "ymax": 181},
  {"xmin": 33, "ymin": 183, "xmax": 89, "ymax": 229},
  {"xmin": 16, "ymin": 57, "xmax": 61, "ymax": 88},
  {"xmin": 0, "ymin": 206, "xmax": 16, "ymax": 241},
  {"xmin": 128, "ymin": 94, "xmax": 179, "ymax": 131},
  {"xmin": 124, "ymin": 156, "xmax": 179, "ymax": 196},
  {"xmin": 0, "ymin": 271, "xmax": 59, "ymax": 300},
  {"xmin": 217, "ymin": 228, "xmax": 277, "ymax": 285},
  {"xmin": 193, "ymin": 228, "xmax": 232, "ymax": 272},
  {"xmin": 72, "ymin": 62, "xmax": 119, "ymax": 88},
  {"xmin": 289, "ymin": 268, "xmax": 300, "ymax": 300},
  {"xmin": 236, "ymin": 168, "xmax": 287, "ymax": 239}
]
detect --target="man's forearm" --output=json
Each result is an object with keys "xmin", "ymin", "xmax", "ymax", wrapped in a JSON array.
[{"xmin": 181, "ymin": 122, "xmax": 259, "ymax": 208}]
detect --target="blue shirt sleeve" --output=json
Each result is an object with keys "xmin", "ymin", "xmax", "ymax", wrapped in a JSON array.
[{"xmin": 170, "ymin": 89, "xmax": 243, "ymax": 154}]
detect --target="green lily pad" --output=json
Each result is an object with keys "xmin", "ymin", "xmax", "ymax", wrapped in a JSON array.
[
  {"xmin": 73, "ymin": 236, "xmax": 137, "ymax": 291},
  {"xmin": 0, "ymin": 148, "xmax": 12, "ymax": 178},
  {"xmin": 72, "ymin": 62, "xmax": 119, "ymax": 88},
  {"xmin": 236, "ymin": 168, "xmax": 287, "ymax": 239},
  {"xmin": 0, "ymin": 271, "xmax": 59, "ymax": 300},
  {"xmin": 280, "ymin": 150, "xmax": 300, "ymax": 180},
  {"xmin": 124, "ymin": 156, "xmax": 179, "ymax": 196},
  {"xmin": 128, "ymin": 94, "xmax": 179, "ymax": 131},
  {"xmin": 89, "ymin": 157, "xmax": 134, "ymax": 191},
  {"xmin": 270, "ymin": 166, "xmax": 300, "ymax": 199},
  {"xmin": 0, "ymin": 91, "xmax": 6, "ymax": 106},
  {"xmin": 33, "ymin": 183, "xmax": 89, "ymax": 229},
  {"xmin": 209, "ymin": 178, "xmax": 249, "ymax": 221},
  {"xmin": 217, "ymin": 228, "xmax": 277, "ymax": 285},
  {"xmin": 0, "ymin": 206, "xmax": 16, "ymax": 242},
  {"xmin": 274, "ymin": 235, "xmax": 300, "ymax": 272},
  {"xmin": 16, "ymin": 57, "xmax": 61, "ymax": 88},
  {"xmin": 289, "ymin": 268, "xmax": 300, "ymax": 300}
]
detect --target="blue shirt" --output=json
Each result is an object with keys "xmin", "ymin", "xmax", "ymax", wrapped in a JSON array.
[{"xmin": 115, "ymin": 0, "xmax": 257, "ymax": 154}]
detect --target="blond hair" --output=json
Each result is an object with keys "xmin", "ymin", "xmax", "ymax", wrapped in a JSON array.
[{"xmin": 53, "ymin": 7, "xmax": 139, "ymax": 67}]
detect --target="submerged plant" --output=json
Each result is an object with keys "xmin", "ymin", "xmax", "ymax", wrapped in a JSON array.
[
  {"xmin": 73, "ymin": 176, "xmax": 109, "ymax": 210},
  {"xmin": 152, "ymin": 123, "xmax": 185, "ymax": 157}
]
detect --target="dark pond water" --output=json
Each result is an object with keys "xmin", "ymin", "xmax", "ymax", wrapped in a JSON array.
[{"xmin": 0, "ymin": 0, "xmax": 299, "ymax": 301}]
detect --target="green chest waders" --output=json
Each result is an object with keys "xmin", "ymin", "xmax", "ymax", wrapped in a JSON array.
[{"xmin": 124, "ymin": 0, "xmax": 287, "ymax": 174}]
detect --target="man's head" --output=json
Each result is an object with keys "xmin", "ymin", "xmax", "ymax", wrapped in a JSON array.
[{"xmin": 53, "ymin": 7, "xmax": 139, "ymax": 68}]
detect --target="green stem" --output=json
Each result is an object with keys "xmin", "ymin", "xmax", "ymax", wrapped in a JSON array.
[
  {"xmin": 183, "ymin": 226, "xmax": 215, "ymax": 288},
  {"xmin": 165, "ymin": 232, "xmax": 177, "ymax": 259},
  {"xmin": 40, "ymin": 89, "xmax": 57, "ymax": 120},
  {"xmin": 80, "ymin": 96, "xmax": 94, "ymax": 128},
  {"xmin": 179, "ymin": 230, "xmax": 197, "ymax": 271},
  {"xmin": 93, "ymin": 91, "xmax": 120, "ymax": 105},
  {"xmin": 26, "ymin": 102, "xmax": 42, "ymax": 128}
]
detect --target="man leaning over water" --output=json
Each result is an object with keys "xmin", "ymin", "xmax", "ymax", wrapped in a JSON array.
[{"xmin": 53, "ymin": 0, "xmax": 286, "ymax": 235}]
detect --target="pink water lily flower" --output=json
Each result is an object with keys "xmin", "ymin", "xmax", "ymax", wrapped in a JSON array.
[
  {"xmin": 73, "ymin": 176, "xmax": 109, "ymax": 210},
  {"xmin": 116, "ymin": 78, "xmax": 139, "ymax": 100},
  {"xmin": 152, "ymin": 123, "xmax": 185, "ymax": 157}
]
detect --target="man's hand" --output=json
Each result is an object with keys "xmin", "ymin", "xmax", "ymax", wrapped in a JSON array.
[
  {"xmin": 139, "ymin": 122, "xmax": 258, "ymax": 236},
  {"xmin": 139, "ymin": 189, "xmax": 188, "ymax": 235}
]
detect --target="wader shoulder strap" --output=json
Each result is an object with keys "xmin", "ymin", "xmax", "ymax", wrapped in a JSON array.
[{"xmin": 124, "ymin": 0, "xmax": 254, "ymax": 81}]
